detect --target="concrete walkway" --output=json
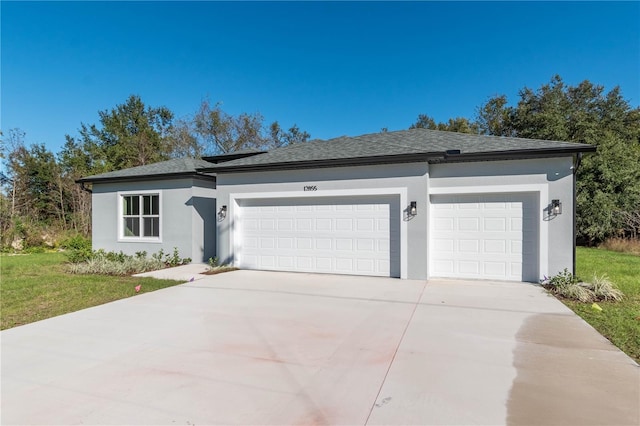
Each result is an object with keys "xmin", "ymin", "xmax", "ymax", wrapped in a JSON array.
[{"xmin": 1, "ymin": 271, "xmax": 638, "ymax": 425}]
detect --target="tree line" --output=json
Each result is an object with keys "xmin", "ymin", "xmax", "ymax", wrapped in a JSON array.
[
  {"xmin": 1, "ymin": 75, "xmax": 638, "ymax": 249},
  {"xmin": 0, "ymin": 97, "xmax": 311, "ymax": 248}
]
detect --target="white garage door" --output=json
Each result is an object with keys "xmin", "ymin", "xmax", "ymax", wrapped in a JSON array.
[
  {"xmin": 236, "ymin": 196, "xmax": 400, "ymax": 277},
  {"xmin": 430, "ymin": 193, "xmax": 538, "ymax": 282}
]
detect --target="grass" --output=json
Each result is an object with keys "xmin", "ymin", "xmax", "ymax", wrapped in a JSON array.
[
  {"xmin": 570, "ymin": 247, "xmax": 640, "ymax": 363},
  {"xmin": 0, "ymin": 252, "xmax": 182, "ymax": 330},
  {"xmin": 600, "ymin": 237, "xmax": 640, "ymax": 255}
]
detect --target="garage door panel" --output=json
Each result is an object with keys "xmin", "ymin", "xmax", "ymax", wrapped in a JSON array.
[
  {"xmin": 484, "ymin": 217, "xmax": 506, "ymax": 231},
  {"xmin": 484, "ymin": 240, "xmax": 506, "ymax": 254},
  {"xmin": 459, "ymin": 261, "xmax": 480, "ymax": 274},
  {"xmin": 237, "ymin": 196, "xmax": 399, "ymax": 277},
  {"xmin": 459, "ymin": 239, "xmax": 479, "ymax": 253},
  {"xmin": 430, "ymin": 193, "xmax": 538, "ymax": 282}
]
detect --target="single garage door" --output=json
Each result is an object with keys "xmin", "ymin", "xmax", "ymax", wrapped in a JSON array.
[
  {"xmin": 430, "ymin": 193, "xmax": 538, "ymax": 282},
  {"xmin": 236, "ymin": 196, "xmax": 400, "ymax": 277}
]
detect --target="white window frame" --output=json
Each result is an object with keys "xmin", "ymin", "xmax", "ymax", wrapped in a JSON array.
[{"xmin": 117, "ymin": 190, "xmax": 162, "ymax": 242}]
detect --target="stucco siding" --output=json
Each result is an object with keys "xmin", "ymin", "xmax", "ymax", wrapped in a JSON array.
[
  {"xmin": 91, "ymin": 178, "xmax": 216, "ymax": 262},
  {"xmin": 216, "ymin": 158, "xmax": 576, "ymax": 281}
]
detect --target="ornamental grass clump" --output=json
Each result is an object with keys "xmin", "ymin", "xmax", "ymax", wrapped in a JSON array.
[
  {"xmin": 589, "ymin": 274, "xmax": 624, "ymax": 302},
  {"xmin": 541, "ymin": 269, "xmax": 624, "ymax": 303}
]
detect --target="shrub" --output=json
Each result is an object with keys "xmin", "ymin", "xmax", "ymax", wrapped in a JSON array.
[
  {"xmin": 62, "ymin": 235, "xmax": 93, "ymax": 263},
  {"xmin": 165, "ymin": 247, "xmax": 190, "ymax": 267},
  {"xmin": 66, "ymin": 251, "xmax": 165, "ymax": 275},
  {"xmin": 541, "ymin": 268, "xmax": 624, "ymax": 303},
  {"xmin": 151, "ymin": 247, "xmax": 191, "ymax": 267},
  {"xmin": 66, "ymin": 247, "xmax": 190, "ymax": 275}
]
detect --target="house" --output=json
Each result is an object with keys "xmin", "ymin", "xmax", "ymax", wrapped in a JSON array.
[{"xmin": 77, "ymin": 128, "xmax": 596, "ymax": 282}]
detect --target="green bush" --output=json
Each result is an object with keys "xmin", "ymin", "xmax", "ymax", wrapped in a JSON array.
[{"xmin": 62, "ymin": 235, "xmax": 93, "ymax": 263}]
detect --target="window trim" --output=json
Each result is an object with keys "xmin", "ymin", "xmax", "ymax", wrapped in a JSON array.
[{"xmin": 117, "ymin": 190, "xmax": 162, "ymax": 243}]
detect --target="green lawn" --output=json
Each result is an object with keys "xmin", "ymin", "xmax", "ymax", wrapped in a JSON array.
[
  {"xmin": 572, "ymin": 247, "xmax": 640, "ymax": 363},
  {"xmin": 0, "ymin": 252, "xmax": 182, "ymax": 330}
]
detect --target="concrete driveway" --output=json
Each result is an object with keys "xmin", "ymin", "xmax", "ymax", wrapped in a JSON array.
[{"xmin": 2, "ymin": 270, "xmax": 638, "ymax": 425}]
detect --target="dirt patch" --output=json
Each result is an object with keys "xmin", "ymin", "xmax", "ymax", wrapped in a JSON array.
[
  {"xmin": 202, "ymin": 266, "xmax": 239, "ymax": 275},
  {"xmin": 506, "ymin": 314, "xmax": 640, "ymax": 425}
]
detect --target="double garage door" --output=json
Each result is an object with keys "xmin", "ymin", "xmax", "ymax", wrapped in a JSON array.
[
  {"xmin": 236, "ymin": 196, "xmax": 401, "ymax": 277},
  {"xmin": 234, "ymin": 193, "xmax": 538, "ymax": 282}
]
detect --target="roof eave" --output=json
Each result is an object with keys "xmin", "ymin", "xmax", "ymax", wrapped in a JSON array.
[
  {"xmin": 197, "ymin": 152, "xmax": 444, "ymax": 173},
  {"xmin": 199, "ymin": 146, "xmax": 596, "ymax": 173},
  {"xmin": 438, "ymin": 145, "xmax": 597, "ymax": 163},
  {"xmin": 76, "ymin": 171, "xmax": 216, "ymax": 185}
]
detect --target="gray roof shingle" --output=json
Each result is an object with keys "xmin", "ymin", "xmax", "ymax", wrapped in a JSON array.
[
  {"xmin": 201, "ymin": 128, "xmax": 595, "ymax": 172},
  {"xmin": 78, "ymin": 129, "xmax": 596, "ymax": 181},
  {"xmin": 77, "ymin": 158, "xmax": 216, "ymax": 183}
]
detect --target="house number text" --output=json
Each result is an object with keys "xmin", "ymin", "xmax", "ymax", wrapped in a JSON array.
[{"xmin": 304, "ymin": 185, "xmax": 318, "ymax": 191}]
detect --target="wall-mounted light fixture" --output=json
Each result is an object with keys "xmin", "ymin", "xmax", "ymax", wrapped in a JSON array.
[
  {"xmin": 410, "ymin": 201, "xmax": 417, "ymax": 216},
  {"xmin": 218, "ymin": 205, "xmax": 227, "ymax": 220},
  {"xmin": 551, "ymin": 199, "xmax": 562, "ymax": 215}
]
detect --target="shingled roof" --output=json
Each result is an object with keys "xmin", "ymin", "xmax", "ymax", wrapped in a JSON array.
[
  {"xmin": 78, "ymin": 129, "xmax": 596, "ymax": 182},
  {"xmin": 77, "ymin": 158, "xmax": 216, "ymax": 183},
  {"xmin": 199, "ymin": 128, "xmax": 596, "ymax": 173}
]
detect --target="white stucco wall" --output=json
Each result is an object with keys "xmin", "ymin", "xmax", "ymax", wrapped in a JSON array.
[{"xmin": 91, "ymin": 177, "xmax": 216, "ymax": 262}]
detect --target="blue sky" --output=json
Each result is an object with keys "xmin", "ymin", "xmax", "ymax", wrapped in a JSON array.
[{"xmin": 2, "ymin": 1, "xmax": 639, "ymax": 154}]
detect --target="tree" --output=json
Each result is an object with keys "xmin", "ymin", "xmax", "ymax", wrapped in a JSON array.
[
  {"xmin": 76, "ymin": 95, "xmax": 175, "ymax": 171},
  {"xmin": 410, "ymin": 114, "xmax": 478, "ymax": 134},
  {"xmin": 7, "ymin": 143, "xmax": 62, "ymax": 223},
  {"xmin": 268, "ymin": 122, "xmax": 311, "ymax": 148},
  {"xmin": 193, "ymin": 100, "xmax": 265, "ymax": 154},
  {"xmin": 474, "ymin": 76, "xmax": 640, "ymax": 244},
  {"xmin": 193, "ymin": 99, "xmax": 310, "ymax": 154},
  {"xmin": 476, "ymin": 95, "xmax": 515, "ymax": 137},
  {"xmin": 58, "ymin": 136, "xmax": 93, "ymax": 234},
  {"xmin": 410, "ymin": 114, "xmax": 438, "ymax": 130},
  {"xmin": 166, "ymin": 118, "xmax": 203, "ymax": 159}
]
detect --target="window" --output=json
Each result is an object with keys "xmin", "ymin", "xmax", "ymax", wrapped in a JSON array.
[{"xmin": 121, "ymin": 193, "xmax": 160, "ymax": 239}]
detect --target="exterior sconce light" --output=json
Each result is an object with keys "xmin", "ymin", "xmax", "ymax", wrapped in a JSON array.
[
  {"xmin": 551, "ymin": 199, "xmax": 562, "ymax": 215},
  {"xmin": 218, "ymin": 205, "xmax": 227, "ymax": 220},
  {"xmin": 410, "ymin": 201, "xmax": 417, "ymax": 216}
]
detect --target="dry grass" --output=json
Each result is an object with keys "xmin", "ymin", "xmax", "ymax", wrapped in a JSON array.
[{"xmin": 600, "ymin": 238, "xmax": 640, "ymax": 255}]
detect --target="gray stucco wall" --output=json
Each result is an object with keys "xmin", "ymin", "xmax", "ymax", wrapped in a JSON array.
[
  {"xmin": 216, "ymin": 156, "xmax": 575, "ymax": 281},
  {"xmin": 91, "ymin": 177, "xmax": 216, "ymax": 262},
  {"xmin": 216, "ymin": 162, "xmax": 429, "ymax": 279}
]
